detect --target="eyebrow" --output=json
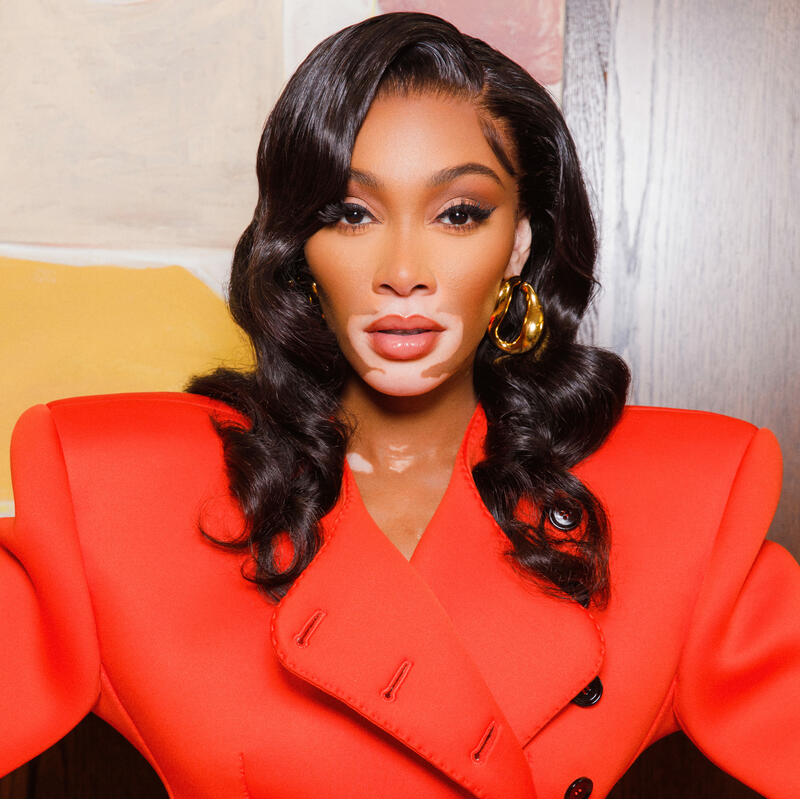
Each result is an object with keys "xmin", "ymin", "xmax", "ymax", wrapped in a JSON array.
[{"xmin": 348, "ymin": 162, "xmax": 504, "ymax": 190}]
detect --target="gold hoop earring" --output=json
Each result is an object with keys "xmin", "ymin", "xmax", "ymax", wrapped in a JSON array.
[{"xmin": 488, "ymin": 277, "xmax": 544, "ymax": 355}]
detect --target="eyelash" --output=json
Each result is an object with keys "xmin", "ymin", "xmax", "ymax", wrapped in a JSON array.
[
  {"xmin": 318, "ymin": 201, "xmax": 495, "ymax": 233},
  {"xmin": 438, "ymin": 202, "xmax": 494, "ymax": 230}
]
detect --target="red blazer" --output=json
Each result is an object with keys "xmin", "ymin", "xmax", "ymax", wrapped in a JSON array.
[{"xmin": 1, "ymin": 393, "xmax": 798, "ymax": 798}]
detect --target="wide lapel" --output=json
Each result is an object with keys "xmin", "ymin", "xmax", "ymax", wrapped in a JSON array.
[
  {"xmin": 410, "ymin": 407, "xmax": 605, "ymax": 749},
  {"xmin": 271, "ymin": 466, "xmax": 537, "ymax": 798}
]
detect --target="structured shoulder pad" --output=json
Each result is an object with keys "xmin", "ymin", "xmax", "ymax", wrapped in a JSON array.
[
  {"xmin": 39, "ymin": 392, "xmax": 247, "ymax": 545},
  {"xmin": 45, "ymin": 392, "xmax": 246, "ymax": 474},
  {"xmin": 47, "ymin": 390, "xmax": 246, "ymax": 427},
  {"xmin": 576, "ymin": 405, "xmax": 764, "ymax": 486},
  {"xmin": 613, "ymin": 404, "xmax": 758, "ymax": 454},
  {"xmin": 573, "ymin": 404, "xmax": 781, "ymax": 575}
]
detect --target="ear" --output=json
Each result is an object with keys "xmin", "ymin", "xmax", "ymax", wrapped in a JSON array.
[{"xmin": 504, "ymin": 216, "xmax": 532, "ymax": 278}]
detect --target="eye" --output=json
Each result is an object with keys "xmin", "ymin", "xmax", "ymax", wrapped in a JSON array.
[
  {"xmin": 317, "ymin": 201, "xmax": 376, "ymax": 230},
  {"xmin": 436, "ymin": 202, "xmax": 494, "ymax": 228},
  {"xmin": 339, "ymin": 203, "xmax": 373, "ymax": 226}
]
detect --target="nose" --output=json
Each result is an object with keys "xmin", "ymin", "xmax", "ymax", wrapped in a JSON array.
[{"xmin": 372, "ymin": 226, "xmax": 436, "ymax": 297}]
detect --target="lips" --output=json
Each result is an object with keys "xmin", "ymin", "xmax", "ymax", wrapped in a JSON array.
[
  {"xmin": 365, "ymin": 315, "xmax": 444, "ymax": 360},
  {"xmin": 365, "ymin": 315, "xmax": 445, "ymax": 334}
]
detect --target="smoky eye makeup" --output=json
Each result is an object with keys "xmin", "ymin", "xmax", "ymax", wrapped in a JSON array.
[
  {"xmin": 318, "ymin": 201, "xmax": 376, "ymax": 229},
  {"xmin": 316, "ymin": 197, "xmax": 496, "ymax": 232},
  {"xmin": 435, "ymin": 200, "xmax": 495, "ymax": 230}
]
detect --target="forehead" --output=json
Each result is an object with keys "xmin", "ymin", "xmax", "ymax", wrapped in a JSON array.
[{"xmin": 350, "ymin": 92, "xmax": 514, "ymax": 187}]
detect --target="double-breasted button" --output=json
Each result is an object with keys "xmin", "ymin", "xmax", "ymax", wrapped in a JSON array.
[
  {"xmin": 571, "ymin": 676, "xmax": 603, "ymax": 707},
  {"xmin": 564, "ymin": 776, "xmax": 593, "ymax": 798},
  {"xmin": 548, "ymin": 507, "xmax": 582, "ymax": 531}
]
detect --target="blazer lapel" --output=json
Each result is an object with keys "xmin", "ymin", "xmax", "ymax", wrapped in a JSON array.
[
  {"xmin": 411, "ymin": 407, "xmax": 605, "ymax": 748},
  {"xmin": 271, "ymin": 405, "xmax": 604, "ymax": 796},
  {"xmin": 271, "ymin": 468, "xmax": 537, "ymax": 798}
]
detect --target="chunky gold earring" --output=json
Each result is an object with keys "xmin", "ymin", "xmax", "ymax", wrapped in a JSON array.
[{"xmin": 488, "ymin": 277, "xmax": 545, "ymax": 355}]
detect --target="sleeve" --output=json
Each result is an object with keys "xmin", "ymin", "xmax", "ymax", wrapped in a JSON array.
[
  {"xmin": 674, "ymin": 427, "xmax": 800, "ymax": 798},
  {"xmin": 0, "ymin": 404, "xmax": 101, "ymax": 777}
]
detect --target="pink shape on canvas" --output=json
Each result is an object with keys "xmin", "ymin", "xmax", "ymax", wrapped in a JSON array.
[{"xmin": 376, "ymin": 0, "xmax": 563, "ymax": 85}]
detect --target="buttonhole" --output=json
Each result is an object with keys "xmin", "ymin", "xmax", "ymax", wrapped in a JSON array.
[
  {"xmin": 294, "ymin": 610, "xmax": 326, "ymax": 647},
  {"xmin": 471, "ymin": 721, "xmax": 498, "ymax": 764},
  {"xmin": 381, "ymin": 659, "xmax": 412, "ymax": 702}
]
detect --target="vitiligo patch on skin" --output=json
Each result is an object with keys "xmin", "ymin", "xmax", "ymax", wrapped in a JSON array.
[
  {"xmin": 386, "ymin": 444, "xmax": 414, "ymax": 474},
  {"xmin": 345, "ymin": 310, "xmax": 464, "ymax": 396},
  {"xmin": 346, "ymin": 451, "xmax": 374, "ymax": 473}
]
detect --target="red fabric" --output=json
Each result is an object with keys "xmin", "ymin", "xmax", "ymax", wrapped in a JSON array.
[{"xmin": 1, "ymin": 393, "xmax": 796, "ymax": 798}]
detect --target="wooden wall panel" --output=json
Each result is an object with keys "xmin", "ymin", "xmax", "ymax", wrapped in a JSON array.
[
  {"xmin": 0, "ymin": 716, "xmax": 166, "ymax": 799},
  {"xmin": 565, "ymin": 0, "xmax": 798, "ymax": 795},
  {"xmin": 567, "ymin": 0, "xmax": 799, "ymax": 553},
  {"xmin": 562, "ymin": 0, "xmax": 610, "ymax": 344}
]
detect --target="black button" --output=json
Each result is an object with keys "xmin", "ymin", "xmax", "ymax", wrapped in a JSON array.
[
  {"xmin": 564, "ymin": 776, "xmax": 593, "ymax": 798},
  {"xmin": 571, "ymin": 676, "xmax": 603, "ymax": 707},
  {"xmin": 548, "ymin": 507, "xmax": 582, "ymax": 531}
]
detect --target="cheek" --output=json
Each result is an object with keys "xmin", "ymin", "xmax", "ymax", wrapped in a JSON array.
[
  {"xmin": 420, "ymin": 315, "xmax": 465, "ymax": 379},
  {"xmin": 304, "ymin": 234, "xmax": 368, "ymax": 328},
  {"xmin": 438, "ymin": 240, "xmax": 513, "ymax": 338}
]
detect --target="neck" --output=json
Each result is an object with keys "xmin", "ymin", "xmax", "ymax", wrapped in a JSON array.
[{"xmin": 340, "ymin": 366, "xmax": 478, "ymax": 471}]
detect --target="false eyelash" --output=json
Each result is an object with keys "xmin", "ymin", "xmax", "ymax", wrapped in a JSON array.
[
  {"xmin": 317, "ymin": 201, "xmax": 365, "ymax": 225},
  {"xmin": 316, "ymin": 200, "xmax": 494, "ymax": 227},
  {"xmin": 439, "ymin": 202, "xmax": 495, "ymax": 222}
]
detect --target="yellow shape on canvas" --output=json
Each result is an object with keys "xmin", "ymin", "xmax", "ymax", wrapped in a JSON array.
[{"xmin": 0, "ymin": 256, "xmax": 254, "ymax": 513}]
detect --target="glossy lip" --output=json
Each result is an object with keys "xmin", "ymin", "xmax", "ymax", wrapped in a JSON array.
[
  {"xmin": 365, "ymin": 314, "xmax": 445, "ymax": 333},
  {"xmin": 364, "ymin": 314, "xmax": 445, "ymax": 361}
]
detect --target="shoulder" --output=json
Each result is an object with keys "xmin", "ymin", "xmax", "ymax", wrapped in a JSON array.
[
  {"xmin": 575, "ymin": 405, "xmax": 782, "ymax": 574},
  {"xmin": 602, "ymin": 404, "xmax": 763, "ymax": 456},
  {"xmin": 12, "ymin": 392, "xmax": 244, "ymax": 515},
  {"xmin": 14, "ymin": 391, "xmax": 243, "ymax": 458},
  {"xmin": 577, "ymin": 405, "xmax": 780, "ymax": 487},
  {"xmin": 45, "ymin": 390, "xmax": 245, "ymax": 433}
]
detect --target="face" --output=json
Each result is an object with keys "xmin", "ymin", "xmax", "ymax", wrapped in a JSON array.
[{"xmin": 304, "ymin": 92, "xmax": 531, "ymax": 398}]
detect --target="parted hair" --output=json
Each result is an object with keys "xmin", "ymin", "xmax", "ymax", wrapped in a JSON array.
[{"xmin": 187, "ymin": 12, "xmax": 630, "ymax": 607}]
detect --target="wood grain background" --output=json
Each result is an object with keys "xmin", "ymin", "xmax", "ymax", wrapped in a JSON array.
[
  {"xmin": 564, "ymin": 0, "xmax": 797, "ymax": 795},
  {"xmin": 565, "ymin": 0, "xmax": 798, "ymax": 555}
]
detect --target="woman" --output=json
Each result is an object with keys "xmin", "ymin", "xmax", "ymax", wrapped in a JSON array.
[{"xmin": 2, "ymin": 12, "xmax": 798, "ymax": 799}]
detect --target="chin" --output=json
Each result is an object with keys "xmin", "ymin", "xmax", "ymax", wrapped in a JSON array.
[{"xmin": 362, "ymin": 370, "xmax": 448, "ymax": 398}]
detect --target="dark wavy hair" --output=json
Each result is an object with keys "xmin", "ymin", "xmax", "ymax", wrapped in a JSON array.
[{"xmin": 187, "ymin": 12, "xmax": 629, "ymax": 607}]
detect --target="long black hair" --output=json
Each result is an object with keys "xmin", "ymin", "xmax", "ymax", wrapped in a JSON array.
[{"xmin": 187, "ymin": 12, "xmax": 629, "ymax": 607}]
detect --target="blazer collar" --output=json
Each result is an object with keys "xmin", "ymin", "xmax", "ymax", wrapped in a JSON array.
[{"xmin": 271, "ymin": 405, "xmax": 603, "ymax": 797}]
